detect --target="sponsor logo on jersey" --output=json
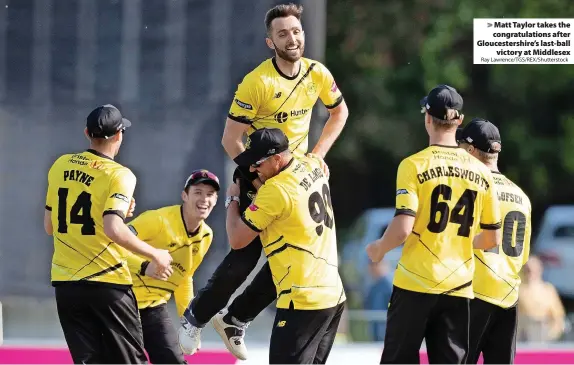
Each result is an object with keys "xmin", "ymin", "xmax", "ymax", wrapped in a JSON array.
[{"xmin": 235, "ymin": 98, "xmax": 253, "ymax": 110}]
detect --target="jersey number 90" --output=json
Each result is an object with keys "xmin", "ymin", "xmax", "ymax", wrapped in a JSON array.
[{"xmin": 308, "ymin": 184, "xmax": 334, "ymax": 236}]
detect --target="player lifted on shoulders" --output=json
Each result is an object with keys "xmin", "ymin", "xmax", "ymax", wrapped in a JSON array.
[
  {"xmin": 366, "ymin": 85, "xmax": 502, "ymax": 364},
  {"xmin": 457, "ymin": 119, "xmax": 532, "ymax": 364},
  {"xmin": 178, "ymin": 3, "xmax": 349, "ymax": 360}
]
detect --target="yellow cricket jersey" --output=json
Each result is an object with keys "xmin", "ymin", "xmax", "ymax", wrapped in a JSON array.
[
  {"xmin": 45, "ymin": 150, "xmax": 136, "ymax": 286},
  {"xmin": 473, "ymin": 172, "xmax": 531, "ymax": 308},
  {"xmin": 228, "ymin": 57, "xmax": 343, "ymax": 157},
  {"xmin": 394, "ymin": 145, "xmax": 502, "ymax": 299},
  {"xmin": 242, "ymin": 156, "xmax": 346, "ymax": 310},
  {"xmin": 126, "ymin": 205, "xmax": 213, "ymax": 316}
]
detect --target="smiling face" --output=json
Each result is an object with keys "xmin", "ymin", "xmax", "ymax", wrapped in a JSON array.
[
  {"xmin": 182, "ymin": 183, "xmax": 218, "ymax": 220},
  {"xmin": 266, "ymin": 15, "xmax": 305, "ymax": 63}
]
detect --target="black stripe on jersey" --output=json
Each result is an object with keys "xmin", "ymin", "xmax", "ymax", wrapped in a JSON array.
[
  {"xmin": 428, "ymin": 257, "xmax": 472, "ymax": 293},
  {"xmin": 55, "ymin": 235, "xmax": 92, "ymax": 261},
  {"xmin": 277, "ymin": 266, "xmax": 291, "ymax": 286},
  {"xmin": 263, "ymin": 235, "xmax": 284, "ymax": 248},
  {"xmin": 103, "ymin": 209, "xmax": 126, "ymax": 220},
  {"xmin": 52, "ymin": 262, "xmax": 76, "ymax": 271},
  {"xmin": 440, "ymin": 280, "xmax": 472, "ymax": 295},
  {"xmin": 169, "ymin": 232, "xmax": 211, "ymax": 254},
  {"xmin": 412, "ymin": 232, "xmax": 448, "ymax": 267},
  {"xmin": 395, "ymin": 208, "xmax": 416, "ymax": 217},
  {"xmin": 228, "ymin": 114, "xmax": 253, "ymax": 124},
  {"xmin": 79, "ymin": 262, "xmax": 123, "ymax": 281},
  {"xmin": 45, "ymin": 205, "xmax": 52, "ymax": 211},
  {"xmin": 135, "ymin": 274, "xmax": 151, "ymax": 292},
  {"xmin": 474, "ymin": 253, "xmax": 515, "ymax": 289},
  {"xmin": 480, "ymin": 222, "xmax": 502, "ymax": 230},
  {"xmin": 241, "ymin": 214, "xmax": 262, "ymax": 232},
  {"xmin": 397, "ymin": 263, "xmax": 438, "ymax": 284},
  {"xmin": 266, "ymin": 243, "xmax": 338, "ymax": 268},
  {"xmin": 289, "ymin": 131, "xmax": 309, "ymax": 153},
  {"xmin": 132, "ymin": 284, "xmax": 175, "ymax": 293},
  {"xmin": 325, "ymin": 95, "xmax": 344, "ymax": 109},
  {"xmin": 70, "ymin": 242, "xmax": 114, "ymax": 280},
  {"xmin": 277, "ymin": 288, "xmax": 292, "ymax": 299}
]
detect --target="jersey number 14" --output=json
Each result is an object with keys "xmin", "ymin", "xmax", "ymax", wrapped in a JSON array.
[{"xmin": 57, "ymin": 188, "xmax": 96, "ymax": 235}]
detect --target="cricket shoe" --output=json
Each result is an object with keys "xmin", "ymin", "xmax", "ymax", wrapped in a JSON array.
[{"xmin": 211, "ymin": 308, "xmax": 249, "ymax": 360}]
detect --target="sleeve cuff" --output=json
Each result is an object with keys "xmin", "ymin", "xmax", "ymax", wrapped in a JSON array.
[
  {"xmin": 45, "ymin": 205, "xmax": 52, "ymax": 211},
  {"xmin": 395, "ymin": 208, "xmax": 416, "ymax": 217},
  {"xmin": 228, "ymin": 114, "xmax": 253, "ymax": 124},
  {"xmin": 480, "ymin": 222, "xmax": 502, "ymax": 230},
  {"xmin": 103, "ymin": 210, "xmax": 126, "ymax": 220},
  {"xmin": 241, "ymin": 214, "xmax": 262, "ymax": 232},
  {"xmin": 325, "ymin": 95, "xmax": 344, "ymax": 109}
]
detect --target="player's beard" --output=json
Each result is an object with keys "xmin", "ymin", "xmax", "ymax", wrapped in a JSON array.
[{"xmin": 275, "ymin": 42, "xmax": 304, "ymax": 63}]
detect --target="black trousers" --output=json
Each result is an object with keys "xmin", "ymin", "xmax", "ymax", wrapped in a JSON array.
[
  {"xmin": 140, "ymin": 304, "xmax": 187, "ymax": 364},
  {"xmin": 467, "ymin": 299, "xmax": 517, "ymax": 364},
  {"xmin": 55, "ymin": 283, "xmax": 148, "ymax": 364},
  {"xmin": 269, "ymin": 302, "xmax": 345, "ymax": 364},
  {"xmin": 381, "ymin": 286, "xmax": 470, "ymax": 364}
]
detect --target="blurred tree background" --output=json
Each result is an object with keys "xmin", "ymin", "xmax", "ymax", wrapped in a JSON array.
[{"xmin": 324, "ymin": 0, "xmax": 574, "ymax": 239}]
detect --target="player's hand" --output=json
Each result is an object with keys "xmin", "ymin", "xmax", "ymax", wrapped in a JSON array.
[
  {"xmin": 366, "ymin": 241, "xmax": 385, "ymax": 263},
  {"xmin": 307, "ymin": 153, "xmax": 330, "ymax": 179},
  {"xmin": 127, "ymin": 198, "xmax": 136, "ymax": 218},
  {"xmin": 145, "ymin": 259, "xmax": 173, "ymax": 280},
  {"xmin": 227, "ymin": 181, "xmax": 240, "ymax": 197},
  {"xmin": 151, "ymin": 248, "xmax": 173, "ymax": 274}
]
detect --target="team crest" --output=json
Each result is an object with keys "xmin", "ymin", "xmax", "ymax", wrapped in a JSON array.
[
  {"xmin": 89, "ymin": 160, "xmax": 104, "ymax": 170},
  {"xmin": 306, "ymin": 82, "xmax": 317, "ymax": 96}
]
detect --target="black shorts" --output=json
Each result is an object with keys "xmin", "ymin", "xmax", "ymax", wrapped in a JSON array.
[
  {"xmin": 55, "ymin": 282, "xmax": 147, "ymax": 364},
  {"xmin": 140, "ymin": 304, "xmax": 187, "ymax": 364},
  {"xmin": 381, "ymin": 286, "xmax": 470, "ymax": 364},
  {"xmin": 467, "ymin": 299, "xmax": 517, "ymax": 364},
  {"xmin": 269, "ymin": 302, "xmax": 345, "ymax": 364}
]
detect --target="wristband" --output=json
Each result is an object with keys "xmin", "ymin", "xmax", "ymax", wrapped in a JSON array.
[{"xmin": 140, "ymin": 261, "xmax": 150, "ymax": 276}]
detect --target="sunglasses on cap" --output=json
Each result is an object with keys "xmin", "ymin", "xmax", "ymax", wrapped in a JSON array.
[
  {"xmin": 251, "ymin": 156, "xmax": 272, "ymax": 169},
  {"xmin": 183, "ymin": 169, "xmax": 220, "ymax": 191}
]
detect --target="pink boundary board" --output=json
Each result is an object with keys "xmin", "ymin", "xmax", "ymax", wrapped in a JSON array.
[{"xmin": 0, "ymin": 346, "xmax": 573, "ymax": 364}]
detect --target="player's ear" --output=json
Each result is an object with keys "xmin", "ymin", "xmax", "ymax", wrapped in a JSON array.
[
  {"xmin": 84, "ymin": 127, "xmax": 90, "ymax": 140},
  {"xmin": 181, "ymin": 190, "xmax": 187, "ymax": 201},
  {"xmin": 265, "ymin": 37, "xmax": 275, "ymax": 50}
]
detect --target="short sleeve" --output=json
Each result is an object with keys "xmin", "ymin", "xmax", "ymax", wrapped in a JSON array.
[
  {"xmin": 242, "ymin": 183, "xmax": 289, "ymax": 232},
  {"xmin": 227, "ymin": 73, "xmax": 263, "ymax": 124},
  {"xmin": 45, "ymin": 161, "xmax": 57, "ymax": 211},
  {"xmin": 318, "ymin": 64, "xmax": 343, "ymax": 109},
  {"xmin": 480, "ymin": 173, "xmax": 502, "ymax": 230},
  {"xmin": 103, "ymin": 169, "xmax": 136, "ymax": 220},
  {"xmin": 395, "ymin": 159, "xmax": 419, "ymax": 217},
  {"xmin": 127, "ymin": 210, "xmax": 164, "ymax": 242}
]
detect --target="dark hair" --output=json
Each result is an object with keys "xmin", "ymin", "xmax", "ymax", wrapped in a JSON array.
[{"xmin": 264, "ymin": 3, "xmax": 303, "ymax": 34}]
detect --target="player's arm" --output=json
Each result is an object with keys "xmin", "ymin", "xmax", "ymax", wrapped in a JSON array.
[
  {"xmin": 125, "ymin": 211, "xmax": 165, "ymax": 275},
  {"xmin": 522, "ymin": 200, "xmax": 533, "ymax": 265},
  {"xmin": 44, "ymin": 169, "xmax": 54, "ymax": 235},
  {"xmin": 222, "ymin": 74, "xmax": 264, "ymax": 188},
  {"xmin": 473, "ymin": 174, "xmax": 502, "ymax": 250},
  {"xmin": 311, "ymin": 65, "xmax": 349, "ymax": 159},
  {"xmin": 103, "ymin": 170, "xmax": 172, "ymax": 269},
  {"xmin": 367, "ymin": 160, "xmax": 417, "ymax": 262},
  {"xmin": 226, "ymin": 182, "xmax": 287, "ymax": 249}
]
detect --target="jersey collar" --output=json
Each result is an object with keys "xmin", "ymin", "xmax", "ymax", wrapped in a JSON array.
[
  {"xmin": 86, "ymin": 149, "xmax": 113, "ymax": 160},
  {"xmin": 272, "ymin": 57, "xmax": 301, "ymax": 80},
  {"xmin": 430, "ymin": 144, "xmax": 460, "ymax": 149}
]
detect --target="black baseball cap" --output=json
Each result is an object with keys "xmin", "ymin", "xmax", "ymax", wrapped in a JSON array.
[
  {"xmin": 420, "ymin": 84, "xmax": 463, "ymax": 120},
  {"xmin": 456, "ymin": 118, "xmax": 502, "ymax": 153},
  {"xmin": 184, "ymin": 169, "xmax": 220, "ymax": 191},
  {"xmin": 234, "ymin": 128, "xmax": 289, "ymax": 167},
  {"xmin": 86, "ymin": 104, "xmax": 131, "ymax": 139}
]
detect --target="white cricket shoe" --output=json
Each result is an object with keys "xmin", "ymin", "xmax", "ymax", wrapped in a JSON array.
[
  {"xmin": 211, "ymin": 309, "xmax": 249, "ymax": 360},
  {"xmin": 177, "ymin": 316, "xmax": 202, "ymax": 355}
]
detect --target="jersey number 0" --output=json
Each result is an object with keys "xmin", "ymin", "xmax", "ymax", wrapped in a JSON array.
[{"xmin": 57, "ymin": 188, "xmax": 96, "ymax": 235}]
